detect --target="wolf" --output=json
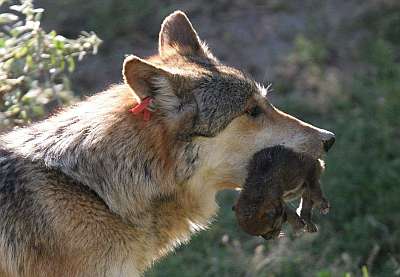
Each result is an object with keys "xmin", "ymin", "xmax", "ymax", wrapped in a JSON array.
[{"xmin": 0, "ymin": 10, "xmax": 335, "ymax": 277}]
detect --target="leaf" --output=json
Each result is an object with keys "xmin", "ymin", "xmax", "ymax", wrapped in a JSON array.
[
  {"xmin": 54, "ymin": 35, "xmax": 65, "ymax": 50},
  {"xmin": 59, "ymin": 59, "xmax": 65, "ymax": 70},
  {"xmin": 8, "ymin": 104, "xmax": 20, "ymax": 115},
  {"xmin": 20, "ymin": 110, "xmax": 27, "ymax": 120},
  {"xmin": 50, "ymin": 54, "xmax": 56, "ymax": 67},
  {"xmin": 32, "ymin": 8, "xmax": 44, "ymax": 13},
  {"xmin": 24, "ymin": 55, "xmax": 33, "ymax": 71},
  {"xmin": 49, "ymin": 30, "xmax": 57, "ymax": 38},
  {"xmin": 361, "ymin": 266, "xmax": 369, "ymax": 277},
  {"xmin": 31, "ymin": 105, "xmax": 44, "ymax": 117},
  {"xmin": 3, "ymin": 58, "xmax": 14, "ymax": 70},
  {"xmin": 14, "ymin": 46, "xmax": 28, "ymax": 59},
  {"xmin": 9, "ymin": 5, "xmax": 23, "ymax": 12},
  {"xmin": 25, "ymin": 20, "xmax": 40, "ymax": 30},
  {"xmin": 67, "ymin": 57, "xmax": 75, "ymax": 72},
  {"xmin": 0, "ymin": 13, "xmax": 18, "ymax": 24}
]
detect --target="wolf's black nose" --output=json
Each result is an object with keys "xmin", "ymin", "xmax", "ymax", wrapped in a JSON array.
[{"xmin": 323, "ymin": 136, "xmax": 335, "ymax": 152}]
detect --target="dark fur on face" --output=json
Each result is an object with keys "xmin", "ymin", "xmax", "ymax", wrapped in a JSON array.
[{"xmin": 234, "ymin": 145, "xmax": 330, "ymax": 239}]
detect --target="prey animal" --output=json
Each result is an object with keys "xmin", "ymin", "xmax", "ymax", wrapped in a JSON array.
[
  {"xmin": 234, "ymin": 145, "xmax": 330, "ymax": 240},
  {"xmin": 0, "ymin": 10, "xmax": 335, "ymax": 277}
]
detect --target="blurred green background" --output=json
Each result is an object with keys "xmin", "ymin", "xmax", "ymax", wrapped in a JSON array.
[{"xmin": 1, "ymin": 0, "xmax": 400, "ymax": 276}]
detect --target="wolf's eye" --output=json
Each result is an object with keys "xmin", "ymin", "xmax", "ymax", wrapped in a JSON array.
[{"xmin": 246, "ymin": 106, "xmax": 263, "ymax": 118}]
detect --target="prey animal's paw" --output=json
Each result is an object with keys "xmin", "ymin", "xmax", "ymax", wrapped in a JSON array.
[
  {"xmin": 313, "ymin": 198, "xmax": 330, "ymax": 215},
  {"xmin": 305, "ymin": 222, "xmax": 318, "ymax": 233},
  {"xmin": 293, "ymin": 221, "xmax": 307, "ymax": 237},
  {"xmin": 261, "ymin": 230, "xmax": 284, "ymax": 241},
  {"xmin": 261, "ymin": 233, "xmax": 274, "ymax": 240},
  {"xmin": 260, "ymin": 227, "xmax": 283, "ymax": 240},
  {"xmin": 289, "ymin": 215, "xmax": 306, "ymax": 232},
  {"xmin": 318, "ymin": 199, "xmax": 330, "ymax": 215}
]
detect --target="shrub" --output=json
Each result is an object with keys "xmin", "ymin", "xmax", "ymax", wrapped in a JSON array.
[{"xmin": 0, "ymin": 0, "xmax": 101, "ymax": 130}]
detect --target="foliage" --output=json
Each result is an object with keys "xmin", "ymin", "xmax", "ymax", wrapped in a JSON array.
[{"xmin": 0, "ymin": 0, "xmax": 101, "ymax": 129}]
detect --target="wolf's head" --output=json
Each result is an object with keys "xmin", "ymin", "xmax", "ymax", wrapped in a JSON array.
[{"xmin": 122, "ymin": 11, "xmax": 335, "ymax": 190}]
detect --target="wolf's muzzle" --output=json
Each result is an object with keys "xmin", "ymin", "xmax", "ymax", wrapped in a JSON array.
[{"xmin": 323, "ymin": 135, "xmax": 335, "ymax": 152}]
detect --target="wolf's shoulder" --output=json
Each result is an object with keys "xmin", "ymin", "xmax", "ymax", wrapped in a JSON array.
[{"xmin": 0, "ymin": 146, "xmax": 75, "ymax": 196}]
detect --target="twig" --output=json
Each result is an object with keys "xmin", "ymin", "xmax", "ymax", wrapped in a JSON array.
[{"xmin": 366, "ymin": 243, "xmax": 380, "ymax": 272}]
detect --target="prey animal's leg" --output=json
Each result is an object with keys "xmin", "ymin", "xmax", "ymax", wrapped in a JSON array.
[
  {"xmin": 307, "ymin": 162, "xmax": 330, "ymax": 215},
  {"xmin": 300, "ymin": 189, "xmax": 318, "ymax": 233},
  {"xmin": 300, "ymin": 165, "xmax": 329, "ymax": 233},
  {"xmin": 307, "ymin": 180, "xmax": 330, "ymax": 215},
  {"xmin": 284, "ymin": 205, "xmax": 305, "ymax": 234}
]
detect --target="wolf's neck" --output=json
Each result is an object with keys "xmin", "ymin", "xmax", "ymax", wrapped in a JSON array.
[{"xmin": 2, "ymin": 85, "xmax": 197, "ymax": 219}]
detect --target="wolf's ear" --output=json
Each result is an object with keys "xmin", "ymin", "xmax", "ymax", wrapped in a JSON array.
[
  {"xmin": 159, "ymin": 10, "xmax": 215, "ymax": 60},
  {"xmin": 123, "ymin": 55, "xmax": 173, "ymax": 100}
]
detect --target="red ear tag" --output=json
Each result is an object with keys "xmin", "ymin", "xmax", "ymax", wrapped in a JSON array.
[{"xmin": 128, "ymin": 97, "xmax": 155, "ymax": 121}]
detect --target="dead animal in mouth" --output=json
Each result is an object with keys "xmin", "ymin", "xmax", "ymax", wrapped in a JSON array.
[{"xmin": 233, "ymin": 145, "xmax": 330, "ymax": 240}]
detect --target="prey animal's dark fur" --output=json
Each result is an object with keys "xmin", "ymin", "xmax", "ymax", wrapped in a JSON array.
[{"xmin": 234, "ymin": 145, "xmax": 329, "ymax": 239}]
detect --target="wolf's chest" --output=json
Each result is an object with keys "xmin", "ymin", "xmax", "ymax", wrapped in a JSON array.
[{"xmin": 142, "ymin": 185, "xmax": 218, "ymax": 259}]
